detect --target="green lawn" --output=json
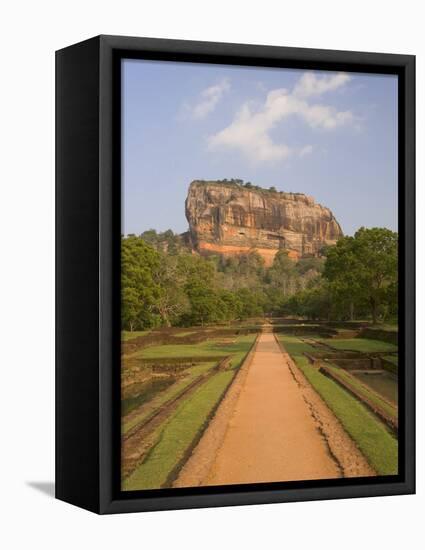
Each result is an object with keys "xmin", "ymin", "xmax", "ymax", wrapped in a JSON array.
[
  {"xmin": 375, "ymin": 322, "xmax": 398, "ymax": 331},
  {"xmin": 383, "ymin": 355, "xmax": 398, "ymax": 366},
  {"xmin": 130, "ymin": 334, "xmax": 256, "ymax": 361},
  {"xmin": 123, "ymin": 369, "xmax": 236, "ymax": 490},
  {"xmin": 278, "ymin": 335, "xmax": 317, "ymax": 355},
  {"xmin": 320, "ymin": 337, "xmax": 397, "ymax": 353},
  {"xmin": 279, "ymin": 334, "xmax": 398, "ymax": 476},
  {"xmin": 121, "ymin": 330, "xmax": 150, "ymax": 342}
]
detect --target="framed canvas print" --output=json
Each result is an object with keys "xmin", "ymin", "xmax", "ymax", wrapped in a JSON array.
[{"xmin": 56, "ymin": 35, "xmax": 415, "ymax": 514}]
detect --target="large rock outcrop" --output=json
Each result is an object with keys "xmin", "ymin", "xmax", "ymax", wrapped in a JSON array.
[{"xmin": 185, "ymin": 180, "xmax": 343, "ymax": 266}]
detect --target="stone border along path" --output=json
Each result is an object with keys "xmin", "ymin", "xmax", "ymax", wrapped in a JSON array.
[{"xmin": 174, "ymin": 326, "xmax": 374, "ymax": 487}]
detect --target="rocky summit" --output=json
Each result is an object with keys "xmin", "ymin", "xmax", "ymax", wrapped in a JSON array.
[{"xmin": 185, "ymin": 180, "xmax": 343, "ymax": 266}]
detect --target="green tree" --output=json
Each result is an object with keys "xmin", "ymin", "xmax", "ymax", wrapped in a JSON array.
[
  {"xmin": 268, "ymin": 250, "xmax": 297, "ymax": 296},
  {"xmin": 296, "ymin": 256, "xmax": 325, "ymax": 276},
  {"xmin": 185, "ymin": 282, "xmax": 219, "ymax": 326},
  {"xmin": 121, "ymin": 287, "xmax": 142, "ymax": 332},
  {"xmin": 140, "ymin": 229, "xmax": 158, "ymax": 246},
  {"xmin": 177, "ymin": 253, "xmax": 216, "ymax": 286},
  {"xmin": 216, "ymin": 289, "xmax": 242, "ymax": 321},
  {"xmin": 324, "ymin": 227, "xmax": 398, "ymax": 323},
  {"xmin": 176, "ymin": 254, "xmax": 221, "ymax": 325},
  {"xmin": 152, "ymin": 255, "xmax": 190, "ymax": 326},
  {"xmin": 121, "ymin": 236, "xmax": 162, "ymax": 330},
  {"xmin": 236, "ymin": 288, "xmax": 266, "ymax": 318}
]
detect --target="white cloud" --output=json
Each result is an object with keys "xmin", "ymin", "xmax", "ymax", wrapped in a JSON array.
[
  {"xmin": 184, "ymin": 78, "xmax": 230, "ymax": 120},
  {"xmin": 299, "ymin": 144, "xmax": 314, "ymax": 158},
  {"xmin": 208, "ymin": 72, "xmax": 353, "ymax": 163},
  {"xmin": 293, "ymin": 72, "xmax": 351, "ymax": 98}
]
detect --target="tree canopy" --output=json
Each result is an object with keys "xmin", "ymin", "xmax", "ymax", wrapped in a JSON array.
[
  {"xmin": 121, "ymin": 226, "xmax": 398, "ymax": 330},
  {"xmin": 323, "ymin": 227, "xmax": 398, "ymax": 323}
]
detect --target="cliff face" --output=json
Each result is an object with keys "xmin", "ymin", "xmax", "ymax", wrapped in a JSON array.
[{"xmin": 185, "ymin": 180, "xmax": 343, "ymax": 266}]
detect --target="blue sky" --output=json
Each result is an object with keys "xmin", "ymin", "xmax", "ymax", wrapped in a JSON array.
[{"xmin": 122, "ymin": 59, "xmax": 398, "ymax": 236}]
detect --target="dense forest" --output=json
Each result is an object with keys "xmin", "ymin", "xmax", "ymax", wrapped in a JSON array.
[{"xmin": 121, "ymin": 227, "xmax": 398, "ymax": 330}]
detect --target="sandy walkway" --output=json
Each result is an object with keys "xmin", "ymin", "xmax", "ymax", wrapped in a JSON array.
[
  {"xmin": 174, "ymin": 328, "xmax": 375, "ymax": 488},
  {"xmin": 202, "ymin": 330, "xmax": 341, "ymax": 485}
]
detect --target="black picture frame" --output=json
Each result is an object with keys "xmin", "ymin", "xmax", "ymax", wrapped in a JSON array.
[{"xmin": 56, "ymin": 34, "xmax": 415, "ymax": 514}]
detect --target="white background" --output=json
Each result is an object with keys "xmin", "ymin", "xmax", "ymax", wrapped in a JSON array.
[{"xmin": 0, "ymin": 1, "xmax": 422, "ymax": 548}]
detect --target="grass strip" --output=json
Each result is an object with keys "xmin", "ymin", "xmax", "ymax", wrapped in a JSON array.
[
  {"xmin": 123, "ymin": 370, "xmax": 235, "ymax": 490},
  {"xmin": 383, "ymin": 355, "xmax": 398, "ymax": 366},
  {"xmin": 122, "ymin": 362, "xmax": 214, "ymax": 434},
  {"xmin": 320, "ymin": 338, "xmax": 397, "ymax": 353},
  {"xmin": 121, "ymin": 330, "xmax": 150, "ymax": 342},
  {"xmin": 325, "ymin": 365, "xmax": 397, "ymax": 420},
  {"xmin": 129, "ymin": 334, "xmax": 255, "ymax": 360},
  {"xmin": 279, "ymin": 335, "xmax": 398, "ymax": 476}
]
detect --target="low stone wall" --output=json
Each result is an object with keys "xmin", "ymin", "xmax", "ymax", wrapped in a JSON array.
[
  {"xmin": 319, "ymin": 365, "xmax": 398, "ymax": 433},
  {"xmin": 359, "ymin": 327, "xmax": 398, "ymax": 345},
  {"xmin": 273, "ymin": 326, "xmax": 337, "ymax": 338},
  {"xmin": 381, "ymin": 358, "xmax": 398, "ymax": 375}
]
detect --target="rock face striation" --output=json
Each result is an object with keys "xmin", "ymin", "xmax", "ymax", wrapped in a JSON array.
[{"xmin": 185, "ymin": 180, "xmax": 343, "ymax": 266}]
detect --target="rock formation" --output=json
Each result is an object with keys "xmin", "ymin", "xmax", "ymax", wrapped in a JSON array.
[{"xmin": 185, "ymin": 180, "xmax": 343, "ymax": 266}]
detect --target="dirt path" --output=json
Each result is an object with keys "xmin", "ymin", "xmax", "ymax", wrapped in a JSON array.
[{"xmin": 175, "ymin": 328, "xmax": 374, "ymax": 487}]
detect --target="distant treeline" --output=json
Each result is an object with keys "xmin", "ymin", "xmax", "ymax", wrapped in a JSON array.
[
  {"xmin": 194, "ymin": 178, "xmax": 301, "ymax": 194},
  {"xmin": 122, "ymin": 227, "xmax": 398, "ymax": 330}
]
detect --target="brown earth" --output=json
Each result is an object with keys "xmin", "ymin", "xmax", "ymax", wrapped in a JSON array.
[{"xmin": 174, "ymin": 328, "xmax": 374, "ymax": 487}]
